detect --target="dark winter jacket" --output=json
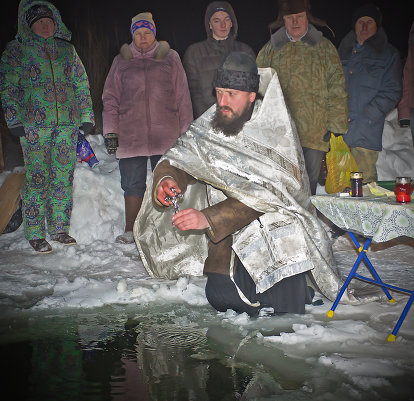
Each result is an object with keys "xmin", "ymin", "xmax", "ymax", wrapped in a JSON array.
[
  {"xmin": 338, "ymin": 27, "xmax": 402, "ymax": 151},
  {"xmin": 182, "ymin": 1, "xmax": 255, "ymax": 118},
  {"xmin": 0, "ymin": 0, "xmax": 94, "ymax": 132},
  {"xmin": 102, "ymin": 41, "xmax": 193, "ymax": 158},
  {"xmin": 152, "ymin": 160, "xmax": 262, "ymax": 276}
]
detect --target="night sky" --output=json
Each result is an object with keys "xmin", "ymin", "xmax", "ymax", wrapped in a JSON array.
[{"xmin": 1, "ymin": 0, "xmax": 412, "ymax": 58}]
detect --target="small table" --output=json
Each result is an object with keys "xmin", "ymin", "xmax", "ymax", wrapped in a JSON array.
[{"xmin": 310, "ymin": 194, "xmax": 414, "ymax": 342}]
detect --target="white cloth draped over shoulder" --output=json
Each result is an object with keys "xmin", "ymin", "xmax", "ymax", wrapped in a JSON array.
[{"xmin": 134, "ymin": 68, "xmax": 357, "ymax": 303}]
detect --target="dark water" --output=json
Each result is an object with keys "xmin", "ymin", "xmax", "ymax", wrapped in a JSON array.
[
  {"xmin": 0, "ymin": 304, "xmax": 278, "ymax": 401},
  {"xmin": 1, "ymin": 302, "xmax": 413, "ymax": 401}
]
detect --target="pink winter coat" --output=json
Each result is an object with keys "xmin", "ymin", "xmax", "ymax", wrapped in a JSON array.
[{"xmin": 102, "ymin": 41, "xmax": 193, "ymax": 158}]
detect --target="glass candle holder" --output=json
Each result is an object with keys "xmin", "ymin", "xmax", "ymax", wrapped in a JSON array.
[{"xmin": 394, "ymin": 177, "xmax": 413, "ymax": 203}]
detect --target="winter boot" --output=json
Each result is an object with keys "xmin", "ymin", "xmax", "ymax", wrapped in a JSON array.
[
  {"xmin": 29, "ymin": 239, "xmax": 52, "ymax": 253},
  {"xmin": 116, "ymin": 196, "xmax": 143, "ymax": 244},
  {"xmin": 50, "ymin": 233, "xmax": 77, "ymax": 245}
]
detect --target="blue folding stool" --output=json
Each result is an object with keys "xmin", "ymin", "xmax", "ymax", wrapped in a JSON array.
[{"xmin": 327, "ymin": 232, "xmax": 414, "ymax": 342}]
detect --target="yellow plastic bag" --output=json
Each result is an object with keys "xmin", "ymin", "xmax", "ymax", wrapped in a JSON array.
[{"xmin": 325, "ymin": 134, "xmax": 358, "ymax": 194}]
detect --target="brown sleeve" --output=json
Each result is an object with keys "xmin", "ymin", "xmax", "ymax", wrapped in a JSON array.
[
  {"xmin": 152, "ymin": 160, "xmax": 197, "ymax": 206},
  {"xmin": 202, "ymin": 197, "xmax": 263, "ymax": 243}
]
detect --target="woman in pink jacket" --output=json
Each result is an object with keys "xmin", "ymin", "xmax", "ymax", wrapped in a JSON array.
[{"xmin": 102, "ymin": 12, "xmax": 193, "ymax": 243}]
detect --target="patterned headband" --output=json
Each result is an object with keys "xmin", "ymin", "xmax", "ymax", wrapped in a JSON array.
[{"xmin": 131, "ymin": 20, "xmax": 156, "ymax": 37}]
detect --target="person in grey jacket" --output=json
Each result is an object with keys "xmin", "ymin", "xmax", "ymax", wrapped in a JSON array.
[
  {"xmin": 183, "ymin": 1, "xmax": 255, "ymax": 119},
  {"xmin": 338, "ymin": 3, "xmax": 402, "ymax": 183}
]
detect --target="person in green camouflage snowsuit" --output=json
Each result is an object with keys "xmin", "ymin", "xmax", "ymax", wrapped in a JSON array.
[{"xmin": 0, "ymin": 0, "xmax": 94, "ymax": 252}]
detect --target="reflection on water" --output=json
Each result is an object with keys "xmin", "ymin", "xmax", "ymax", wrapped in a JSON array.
[
  {"xmin": 1, "ymin": 302, "xmax": 413, "ymax": 401},
  {"xmin": 135, "ymin": 325, "xmax": 208, "ymax": 400},
  {"xmin": 0, "ymin": 304, "xmax": 276, "ymax": 401}
]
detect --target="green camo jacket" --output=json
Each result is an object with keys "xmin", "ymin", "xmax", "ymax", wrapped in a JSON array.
[
  {"xmin": 0, "ymin": 0, "xmax": 94, "ymax": 131},
  {"xmin": 256, "ymin": 24, "xmax": 348, "ymax": 152}
]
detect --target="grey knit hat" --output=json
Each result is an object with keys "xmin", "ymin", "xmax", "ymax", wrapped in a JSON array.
[{"xmin": 213, "ymin": 52, "xmax": 260, "ymax": 93}]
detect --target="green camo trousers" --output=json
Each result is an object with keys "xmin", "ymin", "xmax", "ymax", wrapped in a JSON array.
[{"xmin": 20, "ymin": 126, "xmax": 78, "ymax": 240}]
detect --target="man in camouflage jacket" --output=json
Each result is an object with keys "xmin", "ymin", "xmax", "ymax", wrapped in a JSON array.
[
  {"xmin": 256, "ymin": 0, "xmax": 348, "ymax": 194},
  {"xmin": 0, "ymin": 0, "xmax": 94, "ymax": 253}
]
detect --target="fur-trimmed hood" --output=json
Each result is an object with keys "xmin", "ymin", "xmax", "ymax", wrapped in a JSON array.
[
  {"xmin": 119, "ymin": 40, "xmax": 171, "ymax": 61},
  {"xmin": 270, "ymin": 24, "xmax": 322, "ymax": 51}
]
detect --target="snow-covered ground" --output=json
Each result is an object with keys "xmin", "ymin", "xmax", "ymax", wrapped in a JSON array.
[{"xmin": 1, "ymin": 121, "xmax": 414, "ymax": 400}]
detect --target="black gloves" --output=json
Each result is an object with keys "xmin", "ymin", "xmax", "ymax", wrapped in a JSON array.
[
  {"xmin": 399, "ymin": 119, "xmax": 410, "ymax": 128},
  {"xmin": 104, "ymin": 133, "xmax": 119, "ymax": 155},
  {"xmin": 80, "ymin": 122, "xmax": 94, "ymax": 135},
  {"xmin": 9, "ymin": 124, "xmax": 25, "ymax": 137},
  {"xmin": 323, "ymin": 131, "xmax": 343, "ymax": 142}
]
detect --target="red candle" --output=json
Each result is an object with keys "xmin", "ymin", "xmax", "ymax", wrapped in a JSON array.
[{"xmin": 394, "ymin": 177, "xmax": 413, "ymax": 203}]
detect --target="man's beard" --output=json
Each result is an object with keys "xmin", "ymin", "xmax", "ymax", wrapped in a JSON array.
[{"xmin": 211, "ymin": 103, "xmax": 253, "ymax": 137}]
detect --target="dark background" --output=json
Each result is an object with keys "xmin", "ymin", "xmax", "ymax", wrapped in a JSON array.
[
  {"xmin": 1, "ymin": 0, "xmax": 413, "ymax": 133},
  {"xmin": 1, "ymin": 0, "xmax": 412, "ymax": 56}
]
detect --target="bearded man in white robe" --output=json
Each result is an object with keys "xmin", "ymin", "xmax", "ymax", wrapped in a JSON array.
[{"xmin": 135, "ymin": 51, "xmax": 347, "ymax": 316}]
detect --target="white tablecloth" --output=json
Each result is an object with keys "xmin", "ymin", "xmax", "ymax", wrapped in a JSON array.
[{"xmin": 311, "ymin": 195, "xmax": 414, "ymax": 243}]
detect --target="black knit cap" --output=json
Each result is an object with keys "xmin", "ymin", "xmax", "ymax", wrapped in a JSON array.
[
  {"xmin": 213, "ymin": 52, "xmax": 260, "ymax": 93},
  {"xmin": 26, "ymin": 5, "xmax": 54, "ymax": 27},
  {"xmin": 206, "ymin": 1, "xmax": 233, "ymax": 23},
  {"xmin": 352, "ymin": 3, "xmax": 382, "ymax": 29}
]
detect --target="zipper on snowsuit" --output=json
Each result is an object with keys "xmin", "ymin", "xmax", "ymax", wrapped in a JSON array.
[{"xmin": 44, "ymin": 40, "xmax": 59, "ymax": 125}]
